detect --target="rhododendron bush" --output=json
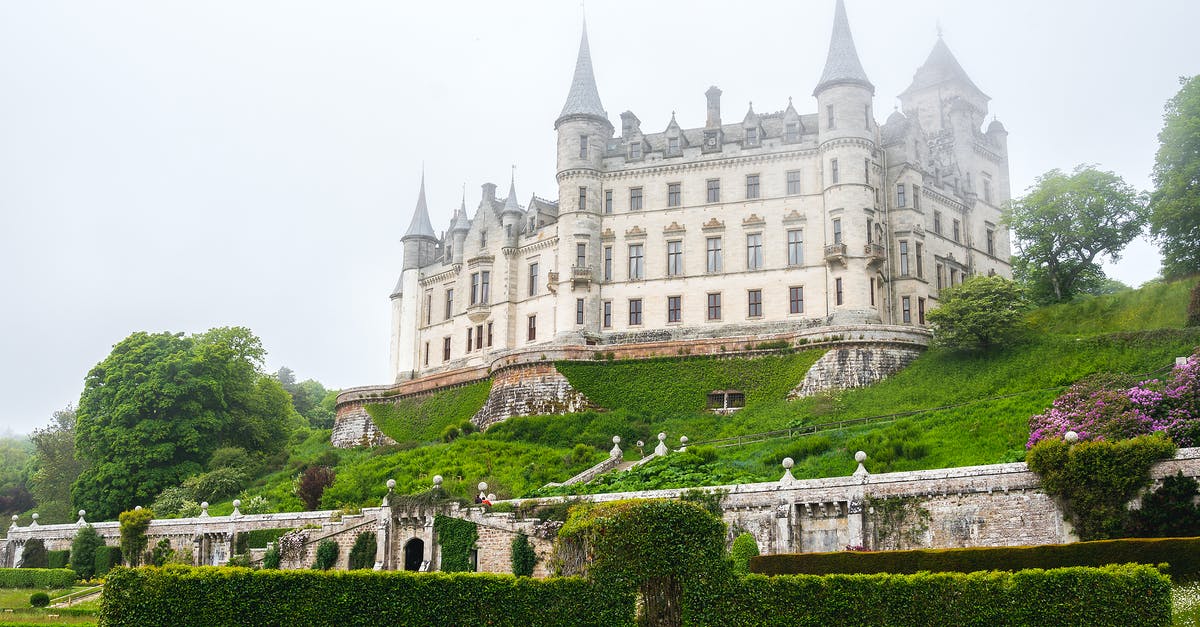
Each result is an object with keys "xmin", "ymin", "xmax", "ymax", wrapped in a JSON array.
[{"xmin": 1028, "ymin": 349, "xmax": 1200, "ymax": 448}]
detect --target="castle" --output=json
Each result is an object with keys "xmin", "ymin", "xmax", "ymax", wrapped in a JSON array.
[{"xmin": 387, "ymin": 0, "xmax": 1012, "ymax": 385}]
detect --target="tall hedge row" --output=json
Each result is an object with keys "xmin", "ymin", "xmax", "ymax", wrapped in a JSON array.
[
  {"xmin": 685, "ymin": 565, "xmax": 1170, "ymax": 627},
  {"xmin": 47, "ymin": 550, "xmax": 71, "ymax": 570},
  {"xmin": 101, "ymin": 566, "xmax": 634, "ymax": 627},
  {"xmin": 751, "ymin": 536, "xmax": 1200, "ymax": 580},
  {"xmin": 0, "ymin": 568, "xmax": 77, "ymax": 589}
]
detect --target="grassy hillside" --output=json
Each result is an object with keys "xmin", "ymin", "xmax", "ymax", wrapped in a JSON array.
[
  {"xmin": 365, "ymin": 380, "xmax": 491, "ymax": 444},
  {"xmin": 1027, "ymin": 278, "xmax": 1195, "ymax": 335}
]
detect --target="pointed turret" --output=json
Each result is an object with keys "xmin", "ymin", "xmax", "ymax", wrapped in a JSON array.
[
  {"xmin": 400, "ymin": 174, "xmax": 438, "ymax": 271},
  {"xmin": 402, "ymin": 174, "xmax": 437, "ymax": 241},
  {"xmin": 813, "ymin": 0, "xmax": 874, "ymax": 96},
  {"xmin": 501, "ymin": 176, "xmax": 523, "ymax": 218},
  {"xmin": 556, "ymin": 21, "xmax": 609, "ymax": 129},
  {"xmin": 900, "ymin": 35, "xmax": 988, "ymax": 102}
]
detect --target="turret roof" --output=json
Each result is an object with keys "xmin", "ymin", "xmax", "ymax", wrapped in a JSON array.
[
  {"xmin": 901, "ymin": 36, "xmax": 988, "ymax": 100},
  {"xmin": 557, "ymin": 21, "xmax": 608, "ymax": 126},
  {"xmin": 402, "ymin": 174, "xmax": 437, "ymax": 240},
  {"xmin": 814, "ymin": 0, "xmax": 874, "ymax": 95},
  {"xmin": 501, "ymin": 177, "xmax": 523, "ymax": 216}
]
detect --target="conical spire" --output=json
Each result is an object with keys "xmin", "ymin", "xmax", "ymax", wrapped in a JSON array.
[
  {"xmin": 403, "ymin": 173, "xmax": 436, "ymax": 240},
  {"xmin": 901, "ymin": 36, "xmax": 987, "ymax": 100},
  {"xmin": 501, "ymin": 173, "xmax": 523, "ymax": 217},
  {"xmin": 450, "ymin": 187, "xmax": 470, "ymax": 233},
  {"xmin": 814, "ymin": 0, "xmax": 874, "ymax": 95},
  {"xmin": 556, "ymin": 20, "xmax": 608, "ymax": 128}
]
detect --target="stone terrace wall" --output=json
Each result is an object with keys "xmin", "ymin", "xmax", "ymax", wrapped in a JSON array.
[
  {"xmin": 472, "ymin": 362, "xmax": 595, "ymax": 430},
  {"xmin": 789, "ymin": 342, "xmax": 924, "ymax": 398}
]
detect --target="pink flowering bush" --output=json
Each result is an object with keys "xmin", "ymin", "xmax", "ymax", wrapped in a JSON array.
[{"xmin": 1028, "ymin": 349, "xmax": 1200, "ymax": 448}]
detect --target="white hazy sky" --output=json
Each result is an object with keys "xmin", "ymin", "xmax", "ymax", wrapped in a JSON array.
[{"xmin": 1, "ymin": 0, "xmax": 1196, "ymax": 435}]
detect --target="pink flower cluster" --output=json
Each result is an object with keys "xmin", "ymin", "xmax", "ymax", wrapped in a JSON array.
[{"xmin": 1027, "ymin": 350, "xmax": 1200, "ymax": 448}]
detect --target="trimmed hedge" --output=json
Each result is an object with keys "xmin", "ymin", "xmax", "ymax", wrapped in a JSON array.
[
  {"xmin": 685, "ymin": 564, "xmax": 1170, "ymax": 626},
  {"xmin": 0, "ymin": 568, "xmax": 77, "ymax": 589},
  {"xmin": 751, "ymin": 536, "xmax": 1200, "ymax": 580},
  {"xmin": 47, "ymin": 550, "xmax": 71, "ymax": 570},
  {"xmin": 101, "ymin": 566, "xmax": 634, "ymax": 627},
  {"xmin": 241, "ymin": 527, "xmax": 292, "ymax": 549}
]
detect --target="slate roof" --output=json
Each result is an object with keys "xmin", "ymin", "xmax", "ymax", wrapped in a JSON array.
[
  {"xmin": 901, "ymin": 36, "xmax": 988, "ymax": 100},
  {"xmin": 557, "ymin": 22, "xmax": 608, "ymax": 125},
  {"xmin": 814, "ymin": 0, "xmax": 874, "ymax": 95},
  {"xmin": 403, "ymin": 174, "xmax": 437, "ymax": 240}
]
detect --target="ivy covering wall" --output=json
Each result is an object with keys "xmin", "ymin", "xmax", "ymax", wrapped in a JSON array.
[{"xmin": 433, "ymin": 515, "xmax": 478, "ymax": 572}]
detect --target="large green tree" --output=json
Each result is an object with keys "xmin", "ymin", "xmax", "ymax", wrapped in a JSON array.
[
  {"xmin": 73, "ymin": 327, "xmax": 295, "ymax": 520},
  {"xmin": 1150, "ymin": 75, "xmax": 1200, "ymax": 278},
  {"xmin": 1005, "ymin": 165, "xmax": 1148, "ymax": 303},
  {"xmin": 28, "ymin": 406, "xmax": 86, "ymax": 523},
  {"xmin": 0, "ymin": 436, "xmax": 33, "ymax": 517},
  {"xmin": 926, "ymin": 276, "xmax": 1030, "ymax": 350}
]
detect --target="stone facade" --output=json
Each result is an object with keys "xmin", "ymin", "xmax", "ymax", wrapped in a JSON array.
[
  {"xmin": 789, "ymin": 342, "xmax": 923, "ymax": 398},
  {"xmin": 383, "ymin": 1, "xmax": 1012, "ymax": 387},
  {"xmin": 472, "ymin": 362, "xmax": 595, "ymax": 430},
  {"xmin": 330, "ymin": 402, "xmax": 397, "ymax": 449}
]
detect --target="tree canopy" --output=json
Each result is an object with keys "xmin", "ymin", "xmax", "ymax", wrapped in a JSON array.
[
  {"xmin": 73, "ymin": 327, "xmax": 296, "ymax": 520},
  {"xmin": 1150, "ymin": 75, "xmax": 1200, "ymax": 279},
  {"xmin": 926, "ymin": 275, "xmax": 1030, "ymax": 350},
  {"xmin": 28, "ymin": 406, "xmax": 86, "ymax": 523},
  {"xmin": 1005, "ymin": 165, "xmax": 1148, "ymax": 303}
]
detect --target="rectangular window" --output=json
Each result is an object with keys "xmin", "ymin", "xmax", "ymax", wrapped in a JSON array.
[
  {"xmin": 831, "ymin": 158, "xmax": 839, "ymax": 184},
  {"xmin": 475, "ymin": 325, "xmax": 483, "ymax": 350},
  {"xmin": 936, "ymin": 263, "xmax": 944, "ymax": 290},
  {"xmin": 579, "ymin": 186, "xmax": 587, "ymax": 211},
  {"xmin": 832, "ymin": 218, "xmax": 842, "ymax": 245},
  {"xmin": 746, "ymin": 174, "xmax": 760, "ymax": 199},
  {"xmin": 466, "ymin": 328, "xmax": 473, "ymax": 352},
  {"xmin": 576, "ymin": 298, "xmax": 585, "ymax": 325},
  {"xmin": 835, "ymin": 278, "xmax": 844, "ymax": 305},
  {"xmin": 425, "ymin": 291, "xmax": 432, "ymax": 325},
  {"xmin": 747, "ymin": 289, "xmax": 762, "ymax": 318},
  {"xmin": 865, "ymin": 104, "xmax": 871, "ymax": 129},
  {"xmin": 897, "ymin": 183, "xmax": 906, "ymax": 207},
  {"xmin": 667, "ymin": 183, "xmax": 681, "ymax": 207},
  {"xmin": 745, "ymin": 127, "xmax": 758, "ymax": 145},
  {"xmin": 785, "ymin": 122, "xmax": 800, "ymax": 142},
  {"xmin": 579, "ymin": 134, "xmax": 588, "ymax": 159},
  {"xmin": 934, "ymin": 211, "xmax": 942, "ymax": 235},
  {"xmin": 786, "ymin": 170, "xmax": 802, "ymax": 195},
  {"xmin": 470, "ymin": 273, "xmax": 479, "ymax": 305},
  {"xmin": 864, "ymin": 158, "xmax": 871, "ymax": 185},
  {"xmin": 789, "ymin": 286, "xmax": 804, "ymax": 314},
  {"xmin": 667, "ymin": 296, "xmax": 681, "ymax": 323},
  {"xmin": 445, "ymin": 289, "xmax": 453, "ymax": 320},
  {"xmin": 746, "ymin": 233, "xmax": 763, "ymax": 270},
  {"xmin": 915, "ymin": 243, "xmax": 924, "ymax": 278},
  {"xmin": 487, "ymin": 322, "xmax": 493, "ymax": 347},
  {"xmin": 630, "ymin": 187, "xmax": 643, "ymax": 211},
  {"xmin": 442, "ymin": 337, "xmax": 451, "ymax": 361},
  {"xmin": 628, "ymin": 244, "xmax": 644, "ymax": 279},
  {"xmin": 706, "ymin": 179, "xmax": 720, "ymax": 203},
  {"xmin": 423, "ymin": 341, "xmax": 429, "ymax": 366},
  {"xmin": 950, "ymin": 268, "xmax": 958, "ymax": 285},
  {"xmin": 527, "ymin": 315, "xmax": 536, "ymax": 341},
  {"xmin": 866, "ymin": 218, "xmax": 873, "ymax": 243},
  {"xmin": 787, "ymin": 229, "xmax": 804, "ymax": 266},
  {"xmin": 667, "ymin": 240, "xmax": 683, "ymax": 276},
  {"xmin": 899, "ymin": 241, "xmax": 910, "ymax": 276},
  {"xmin": 629, "ymin": 299, "xmax": 643, "ymax": 325},
  {"xmin": 706, "ymin": 237, "xmax": 723, "ymax": 273},
  {"xmin": 668, "ymin": 136, "xmax": 680, "ymax": 154},
  {"xmin": 870, "ymin": 277, "xmax": 875, "ymax": 306},
  {"xmin": 628, "ymin": 141, "xmax": 642, "ymax": 159},
  {"xmin": 603, "ymin": 301, "xmax": 612, "ymax": 328},
  {"xmin": 827, "ymin": 104, "xmax": 835, "ymax": 130},
  {"xmin": 481, "ymin": 271, "xmax": 490, "ymax": 303},
  {"xmin": 918, "ymin": 297, "xmax": 926, "ymax": 325},
  {"xmin": 953, "ymin": 219, "xmax": 961, "ymax": 243},
  {"xmin": 902, "ymin": 296, "xmax": 912, "ymax": 323},
  {"xmin": 481, "ymin": 230, "xmax": 487, "ymax": 247},
  {"xmin": 707, "ymin": 293, "xmax": 722, "ymax": 320},
  {"xmin": 528, "ymin": 263, "xmax": 538, "ymax": 296},
  {"xmin": 983, "ymin": 178, "xmax": 993, "ymax": 204},
  {"xmin": 605, "ymin": 189, "xmax": 613, "ymax": 214},
  {"xmin": 576, "ymin": 243, "xmax": 587, "ymax": 268},
  {"xmin": 603, "ymin": 246, "xmax": 613, "ymax": 281},
  {"xmin": 913, "ymin": 185, "xmax": 921, "ymax": 209},
  {"xmin": 987, "ymin": 229, "xmax": 996, "ymax": 256}
]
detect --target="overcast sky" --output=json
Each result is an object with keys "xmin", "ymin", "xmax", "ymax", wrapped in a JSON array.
[{"xmin": 1, "ymin": 0, "xmax": 1196, "ymax": 436}]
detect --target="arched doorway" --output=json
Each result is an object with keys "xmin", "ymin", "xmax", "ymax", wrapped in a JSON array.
[{"xmin": 403, "ymin": 538, "xmax": 424, "ymax": 571}]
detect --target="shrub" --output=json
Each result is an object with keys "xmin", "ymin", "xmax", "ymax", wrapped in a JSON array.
[
  {"xmin": 730, "ymin": 533, "xmax": 759, "ymax": 577},
  {"xmin": 0, "ymin": 568, "xmax": 77, "ymax": 589},
  {"xmin": 296, "ymin": 466, "xmax": 335, "ymax": 510},
  {"xmin": 94, "ymin": 545, "xmax": 124, "ymax": 576},
  {"xmin": 70, "ymin": 525, "xmax": 103, "ymax": 580},
  {"xmin": 925, "ymin": 275, "xmax": 1030, "ymax": 350},
  {"xmin": 151, "ymin": 539, "xmax": 174, "ymax": 567},
  {"xmin": 239, "ymin": 495, "xmax": 273, "ymax": 515},
  {"xmin": 433, "ymin": 515, "xmax": 477, "ymax": 572},
  {"xmin": 511, "ymin": 532, "xmax": 536, "ymax": 577},
  {"xmin": 18, "ymin": 539, "xmax": 47, "ymax": 569},
  {"xmin": 313, "ymin": 540, "xmax": 338, "ymax": 570},
  {"xmin": 1128, "ymin": 471, "xmax": 1200, "ymax": 537},
  {"xmin": 241, "ymin": 528, "xmax": 293, "ymax": 549},
  {"xmin": 184, "ymin": 467, "xmax": 248, "ymax": 503},
  {"xmin": 29, "ymin": 591, "xmax": 50, "ymax": 608},
  {"xmin": 102, "ymin": 566, "xmax": 634, "ymax": 626},
  {"xmin": 440, "ymin": 425, "xmax": 461, "ymax": 443},
  {"xmin": 118, "ymin": 508, "xmax": 154, "ymax": 567},
  {"xmin": 150, "ymin": 486, "xmax": 191, "ymax": 517},
  {"xmin": 47, "ymin": 549, "xmax": 70, "ymax": 570},
  {"xmin": 348, "ymin": 532, "xmax": 377, "ymax": 570},
  {"xmin": 262, "ymin": 545, "xmax": 281, "ymax": 570}
]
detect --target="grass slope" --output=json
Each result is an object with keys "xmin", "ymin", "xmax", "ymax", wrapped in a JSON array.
[{"xmin": 364, "ymin": 380, "xmax": 491, "ymax": 444}]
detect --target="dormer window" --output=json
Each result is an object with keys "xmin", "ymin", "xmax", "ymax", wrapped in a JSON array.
[
  {"xmin": 628, "ymin": 141, "xmax": 642, "ymax": 160},
  {"xmin": 668, "ymin": 136, "xmax": 680, "ymax": 155},
  {"xmin": 529, "ymin": 217, "xmax": 536, "ymax": 232},
  {"xmin": 745, "ymin": 127, "xmax": 759, "ymax": 145},
  {"xmin": 785, "ymin": 122, "xmax": 800, "ymax": 143}
]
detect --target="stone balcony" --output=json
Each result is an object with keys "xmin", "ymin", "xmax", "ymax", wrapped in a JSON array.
[
  {"xmin": 864, "ymin": 243, "xmax": 886, "ymax": 265},
  {"xmin": 823, "ymin": 243, "xmax": 847, "ymax": 266},
  {"xmin": 571, "ymin": 265, "xmax": 593, "ymax": 288}
]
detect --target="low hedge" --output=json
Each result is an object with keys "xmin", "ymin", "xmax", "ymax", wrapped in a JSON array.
[
  {"xmin": 240, "ymin": 528, "xmax": 292, "ymax": 549},
  {"xmin": 0, "ymin": 568, "xmax": 78, "ymax": 589},
  {"xmin": 751, "ymin": 536, "xmax": 1200, "ymax": 580},
  {"xmin": 686, "ymin": 564, "xmax": 1170, "ymax": 626},
  {"xmin": 47, "ymin": 550, "xmax": 71, "ymax": 570},
  {"xmin": 101, "ymin": 566, "xmax": 634, "ymax": 627}
]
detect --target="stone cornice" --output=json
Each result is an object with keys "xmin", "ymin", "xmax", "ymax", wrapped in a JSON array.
[{"xmin": 598, "ymin": 148, "xmax": 816, "ymax": 182}]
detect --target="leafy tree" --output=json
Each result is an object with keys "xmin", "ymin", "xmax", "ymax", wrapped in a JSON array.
[
  {"xmin": 0, "ymin": 436, "xmax": 33, "ymax": 517},
  {"xmin": 313, "ymin": 540, "xmax": 338, "ymax": 570},
  {"xmin": 510, "ymin": 532, "xmax": 536, "ymax": 576},
  {"xmin": 28, "ymin": 406, "xmax": 86, "ymax": 523},
  {"xmin": 1150, "ymin": 76, "xmax": 1200, "ymax": 278},
  {"xmin": 1006, "ymin": 165, "xmax": 1148, "ymax": 303},
  {"xmin": 182, "ymin": 467, "xmax": 247, "ymax": 503},
  {"xmin": 118, "ymin": 508, "xmax": 154, "ymax": 567},
  {"xmin": 71, "ymin": 524, "xmax": 104, "ymax": 580},
  {"xmin": 926, "ymin": 276, "xmax": 1030, "ymax": 350},
  {"xmin": 19, "ymin": 538, "xmax": 48, "ymax": 568},
  {"xmin": 73, "ymin": 328, "xmax": 295, "ymax": 520},
  {"xmin": 296, "ymin": 466, "xmax": 335, "ymax": 510}
]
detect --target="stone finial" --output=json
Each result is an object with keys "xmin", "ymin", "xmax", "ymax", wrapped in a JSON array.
[
  {"xmin": 853, "ymin": 451, "xmax": 869, "ymax": 478},
  {"xmin": 433, "ymin": 475, "xmax": 444, "ymax": 488},
  {"xmin": 780, "ymin": 457, "xmax": 796, "ymax": 484},
  {"xmin": 1064, "ymin": 430, "xmax": 1079, "ymax": 444},
  {"xmin": 77, "ymin": 510, "xmax": 87, "ymax": 526},
  {"xmin": 610, "ymin": 435, "xmax": 622, "ymax": 459},
  {"xmin": 9, "ymin": 514, "xmax": 18, "ymax": 530},
  {"xmin": 487, "ymin": 493, "xmax": 497, "ymax": 502},
  {"xmin": 654, "ymin": 433, "xmax": 669, "ymax": 456},
  {"xmin": 387, "ymin": 479, "xmax": 397, "ymax": 491},
  {"xmin": 200, "ymin": 502, "xmax": 210, "ymax": 517},
  {"xmin": 134, "ymin": 506, "xmax": 142, "ymax": 511},
  {"xmin": 477, "ymin": 482, "xmax": 488, "ymax": 492},
  {"xmin": 679, "ymin": 435, "xmax": 689, "ymax": 452},
  {"xmin": 29, "ymin": 513, "xmax": 39, "ymax": 528},
  {"xmin": 231, "ymin": 499, "xmax": 242, "ymax": 518}
]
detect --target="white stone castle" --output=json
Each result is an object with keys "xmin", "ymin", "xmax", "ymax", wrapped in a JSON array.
[{"xmin": 388, "ymin": 1, "xmax": 1012, "ymax": 384}]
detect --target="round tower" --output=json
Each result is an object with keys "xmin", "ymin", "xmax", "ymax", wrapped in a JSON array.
[{"xmin": 391, "ymin": 175, "xmax": 438, "ymax": 382}]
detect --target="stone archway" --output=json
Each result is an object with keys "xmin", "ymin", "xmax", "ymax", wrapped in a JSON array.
[{"xmin": 403, "ymin": 538, "xmax": 424, "ymax": 571}]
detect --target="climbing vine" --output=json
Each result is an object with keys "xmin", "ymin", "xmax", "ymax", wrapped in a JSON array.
[
  {"xmin": 510, "ymin": 532, "xmax": 537, "ymax": 576},
  {"xmin": 433, "ymin": 514, "xmax": 478, "ymax": 572}
]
